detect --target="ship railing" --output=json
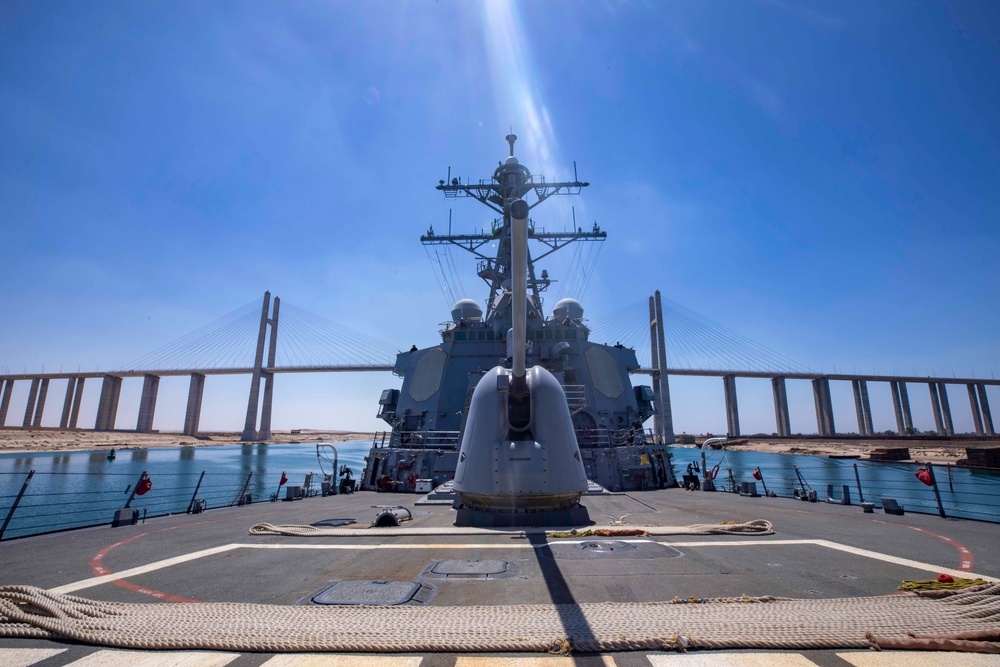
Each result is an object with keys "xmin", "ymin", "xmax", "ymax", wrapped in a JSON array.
[
  {"xmin": 0, "ymin": 466, "xmax": 342, "ymax": 542},
  {"xmin": 372, "ymin": 430, "xmax": 461, "ymax": 449},
  {"xmin": 666, "ymin": 447, "xmax": 1000, "ymax": 522},
  {"xmin": 608, "ymin": 428, "xmax": 644, "ymax": 447},
  {"xmin": 576, "ymin": 427, "xmax": 612, "ymax": 448},
  {"xmin": 562, "ymin": 385, "xmax": 588, "ymax": 414}
]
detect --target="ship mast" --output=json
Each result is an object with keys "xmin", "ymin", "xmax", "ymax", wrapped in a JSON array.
[{"xmin": 423, "ymin": 134, "xmax": 604, "ymax": 328}]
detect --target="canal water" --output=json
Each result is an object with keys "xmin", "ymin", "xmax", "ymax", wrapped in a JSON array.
[
  {"xmin": 0, "ymin": 441, "xmax": 372, "ymax": 540},
  {"xmin": 1, "ymin": 442, "xmax": 998, "ymax": 540}
]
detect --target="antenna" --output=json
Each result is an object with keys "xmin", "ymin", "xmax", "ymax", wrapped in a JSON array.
[{"xmin": 506, "ymin": 133, "xmax": 517, "ymax": 157}]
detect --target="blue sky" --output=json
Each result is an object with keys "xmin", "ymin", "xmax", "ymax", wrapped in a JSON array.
[{"xmin": 1, "ymin": 1, "xmax": 998, "ymax": 436}]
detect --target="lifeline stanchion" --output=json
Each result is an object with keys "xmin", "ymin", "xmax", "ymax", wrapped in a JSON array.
[
  {"xmin": 853, "ymin": 463, "xmax": 865, "ymax": 504},
  {"xmin": 753, "ymin": 468, "xmax": 769, "ymax": 496},
  {"xmin": 187, "ymin": 471, "xmax": 206, "ymax": 514},
  {"xmin": 0, "ymin": 470, "xmax": 34, "ymax": 541},
  {"xmin": 926, "ymin": 462, "xmax": 947, "ymax": 519},
  {"xmin": 123, "ymin": 471, "xmax": 148, "ymax": 509}
]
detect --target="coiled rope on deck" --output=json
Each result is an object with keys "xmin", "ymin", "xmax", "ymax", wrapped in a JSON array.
[
  {"xmin": 1, "ymin": 584, "xmax": 999, "ymax": 653},
  {"xmin": 247, "ymin": 519, "xmax": 775, "ymax": 537}
]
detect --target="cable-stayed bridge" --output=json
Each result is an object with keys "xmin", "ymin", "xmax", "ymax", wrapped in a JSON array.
[{"xmin": 0, "ymin": 291, "xmax": 995, "ymax": 441}]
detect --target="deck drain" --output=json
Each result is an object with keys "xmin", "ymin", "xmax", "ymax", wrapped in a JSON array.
[
  {"xmin": 421, "ymin": 559, "xmax": 519, "ymax": 580},
  {"xmin": 310, "ymin": 518, "xmax": 356, "ymax": 528},
  {"xmin": 580, "ymin": 541, "xmax": 636, "ymax": 552},
  {"xmin": 313, "ymin": 580, "xmax": 420, "ymax": 605}
]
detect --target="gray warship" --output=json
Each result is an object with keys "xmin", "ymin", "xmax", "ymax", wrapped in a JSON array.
[{"xmin": 361, "ymin": 134, "xmax": 676, "ymax": 499}]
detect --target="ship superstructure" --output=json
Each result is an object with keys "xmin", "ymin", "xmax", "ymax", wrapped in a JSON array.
[{"xmin": 362, "ymin": 135, "xmax": 676, "ymax": 494}]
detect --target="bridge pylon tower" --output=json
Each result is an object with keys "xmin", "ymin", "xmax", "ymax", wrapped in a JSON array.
[{"xmin": 241, "ymin": 291, "xmax": 280, "ymax": 442}]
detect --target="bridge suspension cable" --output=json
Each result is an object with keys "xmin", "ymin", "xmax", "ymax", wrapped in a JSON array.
[
  {"xmin": 119, "ymin": 297, "xmax": 402, "ymax": 373},
  {"xmin": 589, "ymin": 297, "xmax": 811, "ymax": 374},
  {"xmin": 275, "ymin": 302, "xmax": 401, "ymax": 368},
  {"xmin": 120, "ymin": 299, "xmax": 264, "ymax": 372}
]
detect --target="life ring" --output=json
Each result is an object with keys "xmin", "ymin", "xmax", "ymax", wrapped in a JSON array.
[
  {"xmin": 407, "ymin": 473, "xmax": 417, "ymax": 489},
  {"xmin": 709, "ymin": 464, "xmax": 720, "ymax": 480}
]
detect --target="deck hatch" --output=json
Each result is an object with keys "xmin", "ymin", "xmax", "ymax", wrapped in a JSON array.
[
  {"xmin": 421, "ymin": 559, "xmax": 520, "ymax": 580},
  {"xmin": 312, "ymin": 580, "xmax": 420, "ymax": 605},
  {"xmin": 431, "ymin": 559, "xmax": 508, "ymax": 575}
]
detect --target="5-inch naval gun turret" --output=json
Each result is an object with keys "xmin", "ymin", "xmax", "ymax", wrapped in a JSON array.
[
  {"xmin": 452, "ymin": 198, "xmax": 590, "ymax": 526},
  {"xmin": 361, "ymin": 135, "xmax": 676, "ymax": 499}
]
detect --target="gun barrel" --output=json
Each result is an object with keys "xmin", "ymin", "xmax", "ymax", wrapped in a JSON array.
[{"xmin": 510, "ymin": 199, "xmax": 529, "ymax": 391}]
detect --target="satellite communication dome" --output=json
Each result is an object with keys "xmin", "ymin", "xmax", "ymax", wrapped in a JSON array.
[
  {"xmin": 551, "ymin": 298, "xmax": 584, "ymax": 321},
  {"xmin": 505, "ymin": 155, "xmax": 520, "ymax": 166},
  {"xmin": 451, "ymin": 298, "xmax": 483, "ymax": 323}
]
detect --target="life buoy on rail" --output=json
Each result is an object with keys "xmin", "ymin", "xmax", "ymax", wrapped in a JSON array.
[
  {"xmin": 407, "ymin": 473, "xmax": 417, "ymax": 489},
  {"xmin": 708, "ymin": 464, "xmax": 720, "ymax": 481}
]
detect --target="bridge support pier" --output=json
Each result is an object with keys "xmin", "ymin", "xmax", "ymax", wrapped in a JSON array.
[
  {"xmin": 242, "ymin": 291, "xmax": 272, "ymax": 442},
  {"xmin": 137, "ymin": 374, "xmax": 160, "ymax": 433},
  {"xmin": 978, "ymin": 384, "xmax": 995, "ymax": 436},
  {"xmin": 860, "ymin": 380, "xmax": 873, "ymax": 434},
  {"xmin": 771, "ymin": 377, "xmax": 790, "ymax": 437},
  {"xmin": 928, "ymin": 383, "xmax": 945, "ymax": 436},
  {"xmin": 812, "ymin": 378, "xmax": 835, "ymax": 436},
  {"xmin": 31, "ymin": 378, "xmax": 49, "ymax": 427},
  {"xmin": 0, "ymin": 379, "xmax": 13, "ymax": 427},
  {"xmin": 95, "ymin": 376, "xmax": 122, "ymax": 431},
  {"xmin": 183, "ymin": 373, "xmax": 206, "ymax": 436},
  {"xmin": 969, "ymin": 383, "xmax": 985, "ymax": 435},
  {"xmin": 899, "ymin": 381, "xmax": 913, "ymax": 433},
  {"xmin": 723, "ymin": 374, "xmax": 740, "ymax": 437},
  {"xmin": 852, "ymin": 380, "xmax": 866, "ymax": 435},
  {"xmin": 890, "ymin": 381, "xmax": 905, "ymax": 434},
  {"xmin": 938, "ymin": 382, "xmax": 954, "ymax": 436},
  {"xmin": 60, "ymin": 378, "xmax": 77, "ymax": 428},
  {"xmin": 652, "ymin": 291, "xmax": 675, "ymax": 444},
  {"xmin": 69, "ymin": 378, "xmax": 85, "ymax": 429},
  {"xmin": 22, "ymin": 379, "xmax": 40, "ymax": 428}
]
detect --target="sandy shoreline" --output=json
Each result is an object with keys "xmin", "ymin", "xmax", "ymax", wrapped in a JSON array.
[
  {"xmin": 0, "ymin": 429, "xmax": 375, "ymax": 456},
  {"xmin": 1, "ymin": 429, "xmax": 993, "ymax": 464}
]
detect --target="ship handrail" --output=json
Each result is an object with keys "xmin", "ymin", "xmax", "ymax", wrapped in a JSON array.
[{"xmin": 373, "ymin": 430, "xmax": 461, "ymax": 449}]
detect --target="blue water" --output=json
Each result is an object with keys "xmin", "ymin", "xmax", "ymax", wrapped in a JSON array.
[
  {"xmin": 2, "ymin": 443, "xmax": 998, "ymax": 540},
  {"xmin": 0, "ymin": 441, "xmax": 372, "ymax": 539}
]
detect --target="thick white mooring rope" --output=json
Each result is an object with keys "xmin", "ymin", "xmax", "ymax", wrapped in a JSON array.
[
  {"xmin": 1, "ymin": 584, "xmax": 999, "ymax": 653},
  {"xmin": 247, "ymin": 518, "xmax": 776, "ymax": 537}
]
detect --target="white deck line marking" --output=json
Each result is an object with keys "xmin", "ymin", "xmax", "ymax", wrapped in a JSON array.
[
  {"xmin": 48, "ymin": 538, "xmax": 997, "ymax": 595},
  {"xmin": 836, "ymin": 651, "xmax": 1000, "ymax": 666},
  {"xmin": 49, "ymin": 544, "xmax": 242, "ymax": 595},
  {"xmin": 812, "ymin": 539, "xmax": 1000, "ymax": 582},
  {"xmin": 0, "ymin": 648, "xmax": 67, "ymax": 667},
  {"xmin": 456, "ymin": 658, "xmax": 617, "ymax": 667},
  {"xmin": 262, "ymin": 656, "xmax": 423, "ymax": 667},
  {"xmin": 648, "ymin": 654, "xmax": 819, "ymax": 666},
  {"xmin": 65, "ymin": 649, "xmax": 240, "ymax": 667}
]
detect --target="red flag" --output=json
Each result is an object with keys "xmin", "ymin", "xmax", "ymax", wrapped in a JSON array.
[
  {"xmin": 752, "ymin": 468, "xmax": 762, "ymax": 481},
  {"xmin": 279, "ymin": 472, "xmax": 288, "ymax": 486},
  {"xmin": 915, "ymin": 468, "xmax": 933, "ymax": 486},
  {"xmin": 136, "ymin": 476, "xmax": 152, "ymax": 496}
]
